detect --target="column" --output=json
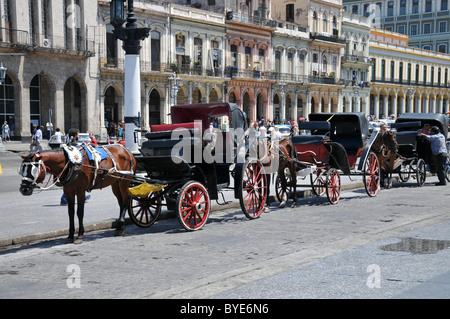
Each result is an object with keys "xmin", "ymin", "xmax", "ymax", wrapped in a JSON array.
[
  {"xmin": 391, "ymin": 95, "xmax": 397, "ymax": 118},
  {"xmin": 382, "ymin": 95, "xmax": 388, "ymax": 118},
  {"xmin": 399, "ymin": 96, "xmax": 405, "ymax": 115},
  {"xmin": 429, "ymin": 96, "xmax": 436, "ymax": 113},
  {"xmin": 423, "ymin": 97, "xmax": 429, "ymax": 113},
  {"xmin": 373, "ymin": 94, "xmax": 379, "ymax": 119},
  {"xmin": 415, "ymin": 95, "xmax": 421, "ymax": 113},
  {"xmin": 408, "ymin": 95, "xmax": 414, "ymax": 113},
  {"xmin": 444, "ymin": 99, "xmax": 449, "ymax": 114}
]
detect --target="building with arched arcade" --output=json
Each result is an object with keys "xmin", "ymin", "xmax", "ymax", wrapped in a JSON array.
[{"xmin": 369, "ymin": 29, "xmax": 450, "ymax": 120}]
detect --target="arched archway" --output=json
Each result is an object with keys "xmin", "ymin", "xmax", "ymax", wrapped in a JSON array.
[
  {"xmin": 209, "ymin": 88, "xmax": 219, "ymax": 102},
  {"xmin": 243, "ymin": 91, "xmax": 251, "ymax": 119},
  {"xmin": 64, "ymin": 76, "xmax": 87, "ymax": 132},
  {"xmin": 104, "ymin": 86, "xmax": 119, "ymax": 124},
  {"xmin": 256, "ymin": 92, "xmax": 264, "ymax": 120},
  {"xmin": 192, "ymin": 87, "xmax": 202, "ymax": 103},
  {"xmin": 149, "ymin": 89, "xmax": 161, "ymax": 125}
]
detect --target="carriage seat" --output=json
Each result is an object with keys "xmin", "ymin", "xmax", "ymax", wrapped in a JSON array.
[
  {"xmin": 395, "ymin": 131, "xmax": 418, "ymax": 148},
  {"xmin": 292, "ymin": 134, "xmax": 329, "ymax": 145},
  {"xmin": 332, "ymin": 136, "xmax": 362, "ymax": 155}
]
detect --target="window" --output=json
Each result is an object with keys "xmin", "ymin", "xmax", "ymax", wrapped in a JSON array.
[
  {"xmin": 381, "ymin": 59, "xmax": 386, "ymax": 80},
  {"xmin": 387, "ymin": 1, "xmax": 394, "ymax": 16},
  {"xmin": 151, "ymin": 31, "xmax": 161, "ymax": 70},
  {"xmin": 230, "ymin": 44, "xmax": 238, "ymax": 67},
  {"xmin": 410, "ymin": 24, "xmax": 418, "ymax": 35},
  {"xmin": 0, "ymin": 75, "xmax": 15, "ymax": 127},
  {"xmin": 412, "ymin": 0, "xmax": 419, "ymax": 14},
  {"xmin": 322, "ymin": 54, "xmax": 327, "ymax": 73},
  {"xmin": 286, "ymin": 4, "xmax": 294, "ymax": 22},
  {"xmin": 245, "ymin": 46, "xmax": 252, "ymax": 69},
  {"xmin": 423, "ymin": 23, "xmax": 431, "ymax": 34},
  {"xmin": 423, "ymin": 45, "xmax": 431, "ymax": 50},
  {"xmin": 322, "ymin": 13, "xmax": 328, "ymax": 33},
  {"xmin": 416, "ymin": 64, "xmax": 420, "ymax": 83},
  {"xmin": 408, "ymin": 63, "xmax": 412, "ymax": 83},
  {"xmin": 440, "ymin": 21, "xmax": 447, "ymax": 33},
  {"xmin": 390, "ymin": 61, "xmax": 395, "ymax": 82},
  {"xmin": 425, "ymin": 0, "xmax": 432, "ymax": 12},
  {"xmin": 423, "ymin": 66, "xmax": 427, "ymax": 84},
  {"xmin": 399, "ymin": 62, "xmax": 404, "ymax": 82},
  {"xmin": 442, "ymin": 0, "xmax": 448, "ymax": 11},
  {"xmin": 352, "ymin": 5, "xmax": 358, "ymax": 15},
  {"xmin": 400, "ymin": 0, "xmax": 406, "ymax": 15},
  {"xmin": 439, "ymin": 44, "xmax": 447, "ymax": 53},
  {"xmin": 397, "ymin": 26, "xmax": 406, "ymax": 34},
  {"xmin": 363, "ymin": 4, "xmax": 370, "ymax": 17}
]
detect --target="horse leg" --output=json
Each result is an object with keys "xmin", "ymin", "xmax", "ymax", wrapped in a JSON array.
[
  {"xmin": 290, "ymin": 164, "xmax": 297, "ymax": 208},
  {"xmin": 278, "ymin": 165, "xmax": 287, "ymax": 209},
  {"xmin": 264, "ymin": 173, "xmax": 271, "ymax": 213},
  {"xmin": 74, "ymin": 192, "xmax": 86, "ymax": 244},
  {"xmin": 65, "ymin": 192, "xmax": 76, "ymax": 244},
  {"xmin": 112, "ymin": 182, "xmax": 128, "ymax": 236}
]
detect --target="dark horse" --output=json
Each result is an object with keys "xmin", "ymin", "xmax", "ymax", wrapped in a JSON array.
[
  {"xmin": 276, "ymin": 139, "xmax": 303, "ymax": 208},
  {"xmin": 371, "ymin": 130, "xmax": 399, "ymax": 188},
  {"xmin": 19, "ymin": 144, "xmax": 136, "ymax": 243}
]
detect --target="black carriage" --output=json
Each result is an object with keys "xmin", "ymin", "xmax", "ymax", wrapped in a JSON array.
[
  {"xmin": 128, "ymin": 102, "xmax": 268, "ymax": 231},
  {"xmin": 277, "ymin": 112, "xmax": 381, "ymax": 204},
  {"xmin": 391, "ymin": 112, "xmax": 450, "ymax": 185}
]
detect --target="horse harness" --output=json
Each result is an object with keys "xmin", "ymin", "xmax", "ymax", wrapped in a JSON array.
[{"xmin": 62, "ymin": 143, "xmax": 135, "ymax": 191}]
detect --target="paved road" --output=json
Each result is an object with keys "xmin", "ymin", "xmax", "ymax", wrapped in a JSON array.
[{"xmin": 0, "ymin": 175, "xmax": 449, "ymax": 300}]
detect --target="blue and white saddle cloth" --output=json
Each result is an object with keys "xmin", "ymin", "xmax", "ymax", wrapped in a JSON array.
[{"xmin": 82, "ymin": 144, "xmax": 108, "ymax": 162}]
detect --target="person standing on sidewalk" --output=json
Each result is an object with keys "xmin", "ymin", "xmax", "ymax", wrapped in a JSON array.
[
  {"xmin": 421, "ymin": 126, "xmax": 448, "ymax": 186},
  {"xmin": 2, "ymin": 121, "xmax": 10, "ymax": 142},
  {"xmin": 31, "ymin": 125, "xmax": 44, "ymax": 153}
]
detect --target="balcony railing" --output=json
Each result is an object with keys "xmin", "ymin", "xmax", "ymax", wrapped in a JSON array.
[
  {"xmin": 226, "ymin": 11, "xmax": 277, "ymax": 28},
  {"xmin": 0, "ymin": 27, "xmax": 95, "ymax": 55},
  {"xmin": 372, "ymin": 77, "xmax": 450, "ymax": 88},
  {"xmin": 310, "ymin": 32, "xmax": 346, "ymax": 44},
  {"xmin": 342, "ymin": 55, "xmax": 373, "ymax": 64}
]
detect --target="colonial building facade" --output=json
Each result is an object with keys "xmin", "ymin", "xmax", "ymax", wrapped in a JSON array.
[{"xmin": 369, "ymin": 28, "xmax": 450, "ymax": 119}]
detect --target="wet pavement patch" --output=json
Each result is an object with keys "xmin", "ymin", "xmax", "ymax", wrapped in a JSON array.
[{"xmin": 381, "ymin": 237, "xmax": 450, "ymax": 254}]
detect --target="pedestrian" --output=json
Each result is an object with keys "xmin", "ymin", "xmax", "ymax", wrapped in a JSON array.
[
  {"xmin": 2, "ymin": 121, "xmax": 10, "ymax": 142},
  {"xmin": 89, "ymin": 132, "xmax": 98, "ymax": 146},
  {"xmin": 31, "ymin": 125, "xmax": 44, "ymax": 153},
  {"xmin": 421, "ymin": 126, "xmax": 448, "ymax": 186},
  {"xmin": 53, "ymin": 127, "xmax": 64, "ymax": 143}
]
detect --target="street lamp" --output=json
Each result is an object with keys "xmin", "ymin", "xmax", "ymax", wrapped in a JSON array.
[
  {"xmin": 169, "ymin": 72, "xmax": 181, "ymax": 106},
  {"xmin": 279, "ymin": 82, "xmax": 286, "ymax": 122},
  {"xmin": 0, "ymin": 62, "xmax": 6, "ymax": 151},
  {"xmin": 110, "ymin": 0, "xmax": 150, "ymax": 153},
  {"xmin": 353, "ymin": 85, "xmax": 360, "ymax": 112},
  {"xmin": 407, "ymin": 86, "xmax": 415, "ymax": 113},
  {"xmin": 0, "ymin": 63, "xmax": 7, "ymax": 85}
]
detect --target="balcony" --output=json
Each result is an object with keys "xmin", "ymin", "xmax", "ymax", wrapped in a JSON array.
[
  {"xmin": 226, "ymin": 11, "xmax": 276, "ymax": 29},
  {"xmin": 0, "ymin": 27, "xmax": 95, "ymax": 56},
  {"xmin": 371, "ymin": 77, "xmax": 450, "ymax": 88},
  {"xmin": 310, "ymin": 32, "xmax": 346, "ymax": 44},
  {"xmin": 342, "ymin": 55, "xmax": 373, "ymax": 64}
]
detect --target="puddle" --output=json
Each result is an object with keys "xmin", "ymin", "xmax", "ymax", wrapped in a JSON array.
[{"xmin": 380, "ymin": 238, "xmax": 450, "ymax": 255}]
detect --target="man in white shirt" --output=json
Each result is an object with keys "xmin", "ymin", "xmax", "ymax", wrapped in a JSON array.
[{"xmin": 32, "ymin": 125, "xmax": 44, "ymax": 153}]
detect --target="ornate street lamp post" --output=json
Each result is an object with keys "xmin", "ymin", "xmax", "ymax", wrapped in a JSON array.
[
  {"xmin": 169, "ymin": 72, "xmax": 181, "ymax": 106},
  {"xmin": 110, "ymin": 0, "xmax": 150, "ymax": 152},
  {"xmin": 278, "ymin": 82, "xmax": 286, "ymax": 122},
  {"xmin": 0, "ymin": 62, "xmax": 7, "ymax": 151},
  {"xmin": 407, "ymin": 86, "xmax": 415, "ymax": 113}
]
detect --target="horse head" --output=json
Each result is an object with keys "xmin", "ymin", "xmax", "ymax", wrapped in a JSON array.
[{"xmin": 19, "ymin": 153, "xmax": 48, "ymax": 196}]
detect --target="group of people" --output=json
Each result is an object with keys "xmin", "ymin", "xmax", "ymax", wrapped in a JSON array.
[{"xmin": 105, "ymin": 120, "xmax": 125, "ymax": 139}]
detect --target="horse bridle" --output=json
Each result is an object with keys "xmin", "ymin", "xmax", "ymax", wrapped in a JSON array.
[{"xmin": 19, "ymin": 159, "xmax": 47, "ymax": 185}]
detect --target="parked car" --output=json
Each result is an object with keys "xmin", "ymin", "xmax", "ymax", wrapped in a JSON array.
[{"xmin": 273, "ymin": 124, "xmax": 291, "ymax": 138}]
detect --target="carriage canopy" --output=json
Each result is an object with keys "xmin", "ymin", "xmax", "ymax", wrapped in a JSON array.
[
  {"xmin": 396, "ymin": 113, "xmax": 449, "ymax": 139},
  {"xmin": 171, "ymin": 102, "xmax": 248, "ymax": 132}
]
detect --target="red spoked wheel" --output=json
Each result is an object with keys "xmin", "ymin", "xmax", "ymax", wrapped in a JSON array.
[
  {"xmin": 310, "ymin": 168, "xmax": 326, "ymax": 196},
  {"xmin": 240, "ymin": 160, "xmax": 268, "ymax": 219},
  {"xmin": 176, "ymin": 181, "xmax": 210, "ymax": 231},
  {"xmin": 325, "ymin": 168, "xmax": 341, "ymax": 205},
  {"xmin": 363, "ymin": 151, "xmax": 381, "ymax": 197},
  {"xmin": 128, "ymin": 191, "xmax": 162, "ymax": 228}
]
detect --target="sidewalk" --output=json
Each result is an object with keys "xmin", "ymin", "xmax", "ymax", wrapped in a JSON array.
[{"xmin": 0, "ymin": 140, "xmax": 49, "ymax": 154}]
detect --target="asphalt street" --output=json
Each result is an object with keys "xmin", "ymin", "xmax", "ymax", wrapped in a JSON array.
[{"xmin": 0, "ymin": 141, "xmax": 449, "ymax": 302}]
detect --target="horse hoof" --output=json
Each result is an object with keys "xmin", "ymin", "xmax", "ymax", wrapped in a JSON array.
[
  {"xmin": 74, "ymin": 236, "xmax": 84, "ymax": 244},
  {"xmin": 115, "ymin": 228, "xmax": 126, "ymax": 237},
  {"xmin": 264, "ymin": 207, "xmax": 271, "ymax": 213},
  {"xmin": 279, "ymin": 201, "xmax": 286, "ymax": 209},
  {"xmin": 290, "ymin": 203, "xmax": 297, "ymax": 208},
  {"xmin": 66, "ymin": 237, "xmax": 74, "ymax": 244}
]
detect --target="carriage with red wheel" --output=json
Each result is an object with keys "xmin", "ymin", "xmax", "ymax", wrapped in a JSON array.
[
  {"xmin": 128, "ymin": 102, "xmax": 268, "ymax": 231},
  {"xmin": 276, "ymin": 112, "xmax": 381, "ymax": 205}
]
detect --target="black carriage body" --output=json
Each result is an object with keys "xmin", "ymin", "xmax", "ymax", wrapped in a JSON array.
[
  {"xmin": 394, "ymin": 113, "xmax": 450, "ymax": 162},
  {"xmin": 306, "ymin": 112, "xmax": 375, "ymax": 174},
  {"xmin": 136, "ymin": 102, "xmax": 248, "ymax": 200}
]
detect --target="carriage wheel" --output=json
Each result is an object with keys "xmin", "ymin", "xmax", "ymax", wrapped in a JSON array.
[
  {"xmin": 363, "ymin": 151, "xmax": 381, "ymax": 197},
  {"xmin": 415, "ymin": 158, "xmax": 426, "ymax": 186},
  {"xmin": 128, "ymin": 191, "xmax": 162, "ymax": 228},
  {"xmin": 176, "ymin": 181, "xmax": 210, "ymax": 231},
  {"xmin": 310, "ymin": 169, "xmax": 326, "ymax": 196},
  {"xmin": 275, "ymin": 174, "xmax": 293, "ymax": 203},
  {"xmin": 445, "ymin": 158, "xmax": 450, "ymax": 183},
  {"xmin": 398, "ymin": 163, "xmax": 411, "ymax": 182},
  {"xmin": 325, "ymin": 168, "xmax": 341, "ymax": 205},
  {"xmin": 240, "ymin": 160, "xmax": 267, "ymax": 219}
]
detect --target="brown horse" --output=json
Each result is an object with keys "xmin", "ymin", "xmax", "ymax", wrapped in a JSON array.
[
  {"xmin": 277, "ymin": 139, "xmax": 302, "ymax": 208},
  {"xmin": 19, "ymin": 144, "xmax": 136, "ymax": 243},
  {"xmin": 371, "ymin": 130, "xmax": 399, "ymax": 188}
]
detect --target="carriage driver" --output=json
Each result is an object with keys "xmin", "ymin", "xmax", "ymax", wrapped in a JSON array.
[
  {"xmin": 421, "ymin": 126, "xmax": 448, "ymax": 186},
  {"xmin": 379, "ymin": 122, "xmax": 388, "ymax": 133}
]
